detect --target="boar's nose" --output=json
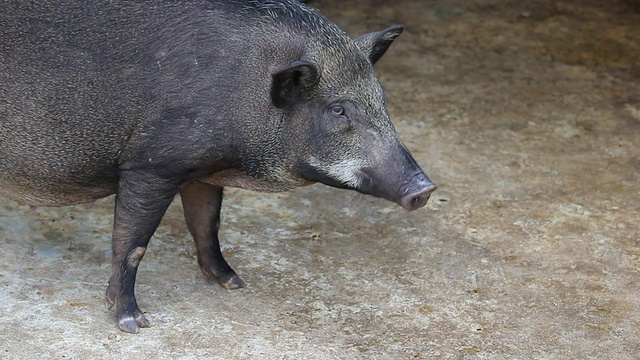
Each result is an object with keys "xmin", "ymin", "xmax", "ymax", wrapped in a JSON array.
[{"xmin": 400, "ymin": 178, "xmax": 437, "ymax": 211}]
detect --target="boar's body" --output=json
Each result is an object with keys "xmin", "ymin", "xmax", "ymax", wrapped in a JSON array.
[
  {"xmin": 0, "ymin": 0, "xmax": 436, "ymax": 333},
  {"xmin": 1, "ymin": 1, "xmax": 313, "ymax": 203}
]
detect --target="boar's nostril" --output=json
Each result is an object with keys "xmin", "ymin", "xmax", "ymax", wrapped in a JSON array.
[
  {"xmin": 400, "ymin": 182, "xmax": 437, "ymax": 211},
  {"xmin": 411, "ymin": 196, "xmax": 424, "ymax": 208},
  {"xmin": 411, "ymin": 196, "xmax": 423, "ymax": 207},
  {"xmin": 405, "ymin": 193, "xmax": 429, "ymax": 211}
]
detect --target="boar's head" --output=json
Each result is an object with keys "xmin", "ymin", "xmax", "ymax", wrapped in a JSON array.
[{"xmin": 269, "ymin": 25, "xmax": 436, "ymax": 211}]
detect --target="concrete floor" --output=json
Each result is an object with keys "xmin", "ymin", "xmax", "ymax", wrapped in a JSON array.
[{"xmin": 1, "ymin": 0, "xmax": 639, "ymax": 359}]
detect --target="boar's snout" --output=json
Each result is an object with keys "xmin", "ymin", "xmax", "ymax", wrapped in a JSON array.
[
  {"xmin": 357, "ymin": 166, "xmax": 437, "ymax": 211},
  {"xmin": 400, "ymin": 174, "xmax": 437, "ymax": 211}
]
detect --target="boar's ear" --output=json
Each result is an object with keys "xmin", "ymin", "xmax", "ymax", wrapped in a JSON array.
[
  {"xmin": 354, "ymin": 25, "xmax": 404, "ymax": 65},
  {"xmin": 271, "ymin": 61, "xmax": 320, "ymax": 108}
]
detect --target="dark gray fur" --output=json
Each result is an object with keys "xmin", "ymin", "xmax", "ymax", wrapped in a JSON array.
[{"xmin": 0, "ymin": 0, "xmax": 436, "ymax": 333}]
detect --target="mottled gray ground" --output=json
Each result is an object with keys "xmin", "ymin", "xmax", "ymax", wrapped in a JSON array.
[{"xmin": 1, "ymin": 0, "xmax": 639, "ymax": 359}]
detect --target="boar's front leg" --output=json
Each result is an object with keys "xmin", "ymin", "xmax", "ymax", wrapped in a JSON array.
[
  {"xmin": 180, "ymin": 182, "xmax": 245, "ymax": 289},
  {"xmin": 106, "ymin": 171, "xmax": 179, "ymax": 333}
]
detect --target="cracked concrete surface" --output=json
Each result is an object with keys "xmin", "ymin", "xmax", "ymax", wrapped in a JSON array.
[{"xmin": 1, "ymin": 0, "xmax": 639, "ymax": 359}]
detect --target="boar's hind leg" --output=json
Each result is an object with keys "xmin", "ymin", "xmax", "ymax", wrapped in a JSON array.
[
  {"xmin": 106, "ymin": 172, "xmax": 179, "ymax": 333},
  {"xmin": 180, "ymin": 182, "xmax": 245, "ymax": 289}
]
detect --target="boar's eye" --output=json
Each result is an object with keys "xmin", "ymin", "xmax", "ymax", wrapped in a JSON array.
[{"xmin": 329, "ymin": 104, "xmax": 347, "ymax": 118}]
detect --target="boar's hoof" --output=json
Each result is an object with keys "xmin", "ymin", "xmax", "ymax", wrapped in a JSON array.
[
  {"xmin": 118, "ymin": 312, "xmax": 151, "ymax": 334},
  {"xmin": 205, "ymin": 264, "xmax": 246, "ymax": 289},
  {"xmin": 215, "ymin": 273, "xmax": 246, "ymax": 290},
  {"xmin": 106, "ymin": 284, "xmax": 151, "ymax": 333}
]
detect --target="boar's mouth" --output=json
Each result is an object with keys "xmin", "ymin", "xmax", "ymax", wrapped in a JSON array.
[
  {"xmin": 297, "ymin": 163, "xmax": 436, "ymax": 211},
  {"xmin": 297, "ymin": 161, "xmax": 356, "ymax": 191}
]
